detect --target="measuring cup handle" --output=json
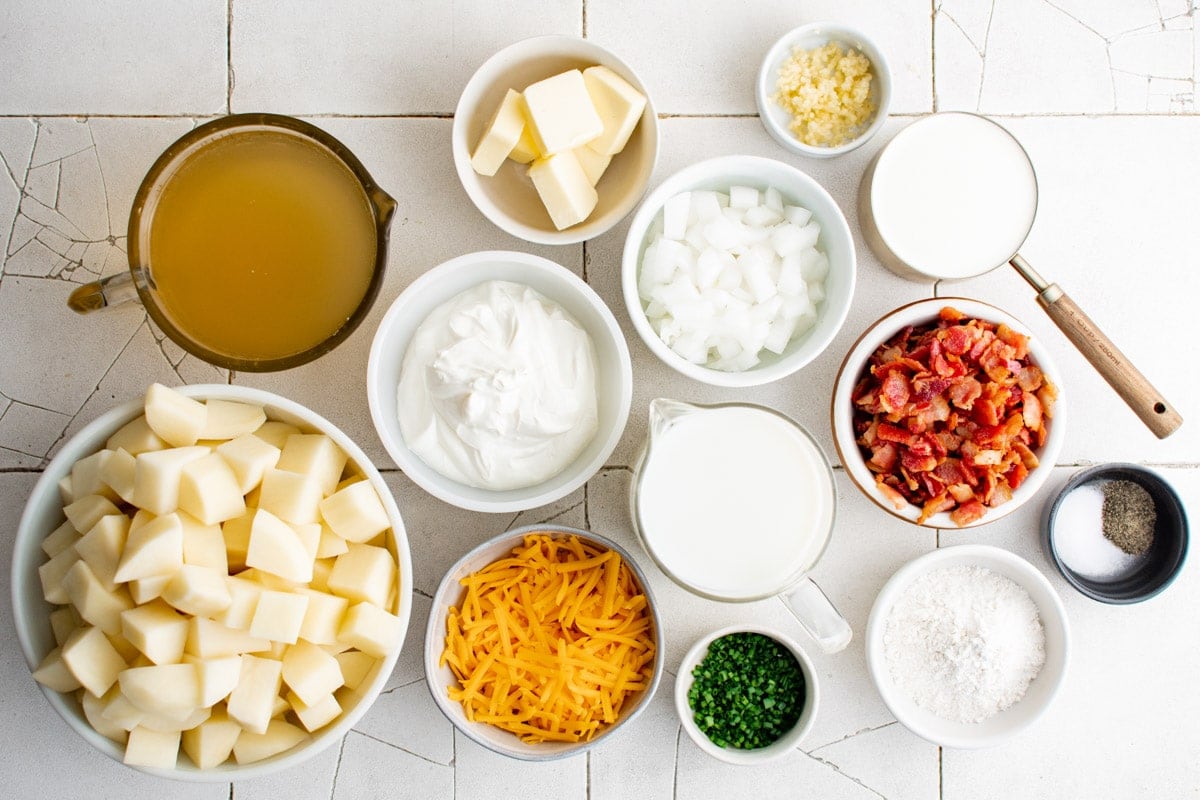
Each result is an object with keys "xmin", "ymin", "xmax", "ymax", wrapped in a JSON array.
[
  {"xmin": 781, "ymin": 578, "xmax": 852, "ymax": 654},
  {"xmin": 67, "ymin": 272, "xmax": 140, "ymax": 314}
]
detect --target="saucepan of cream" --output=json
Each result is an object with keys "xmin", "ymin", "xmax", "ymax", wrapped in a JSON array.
[{"xmin": 858, "ymin": 111, "xmax": 1181, "ymax": 439}]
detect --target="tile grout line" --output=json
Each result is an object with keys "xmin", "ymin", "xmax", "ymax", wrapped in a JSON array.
[{"xmin": 3, "ymin": 110, "xmax": 1200, "ymax": 120}]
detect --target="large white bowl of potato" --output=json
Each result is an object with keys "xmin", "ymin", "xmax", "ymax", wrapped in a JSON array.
[{"xmin": 10, "ymin": 383, "xmax": 413, "ymax": 781}]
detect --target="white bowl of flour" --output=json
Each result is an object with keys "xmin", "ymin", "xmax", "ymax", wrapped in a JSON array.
[{"xmin": 865, "ymin": 545, "xmax": 1069, "ymax": 749}]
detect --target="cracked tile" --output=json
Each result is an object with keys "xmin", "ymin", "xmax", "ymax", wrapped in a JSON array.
[
  {"xmin": 1110, "ymin": 26, "xmax": 1193, "ymax": 81},
  {"xmin": 8, "ymin": 214, "xmax": 39, "ymax": 257},
  {"xmin": 815, "ymin": 722, "xmax": 938, "ymax": 799},
  {"xmin": 937, "ymin": 0, "xmax": 997, "ymax": 52},
  {"xmin": 0, "ymin": 400, "xmax": 70, "ymax": 458},
  {"xmin": 354, "ymin": 680, "xmax": 455, "ymax": 766},
  {"xmin": 333, "ymin": 731, "xmax": 453, "ymax": 800},
  {"xmin": 1044, "ymin": 0, "xmax": 1162, "ymax": 39},
  {"xmin": 454, "ymin": 728, "xmax": 586, "ymax": 800},
  {"xmin": 0, "ymin": 118, "xmax": 36, "ymax": 187},
  {"xmin": 57, "ymin": 148, "xmax": 110, "ymax": 241},
  {"xmin": 935, "ymin": 10, "xmax": 988, "ymax": 111},
  {"xmin": 4, "ymin": 237, "xmax": 62, "ymax": 278},
  {"xmin": 231, "ymin": 737, "xmax": 340, "ymax": 800},
  {"xmin": 29, "ymin": 119, "xmax": 93, "ymax": 169},
  {"xmin": 34, "ymin": 226, "xmax": 72, "ymax": 259},
  {"xmin": 23, "ymin": 161, "xmax": 59, "ymax": 207},
  {"xmin": 589, "ymin": 671, "xmax": 680, "ymax": 800}
]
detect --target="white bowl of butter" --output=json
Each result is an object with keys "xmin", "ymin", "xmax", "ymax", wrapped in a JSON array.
[
  {"xmin": 452, "ymin": 35, "xmax": 659, "ymax": 245},
  {"xmin": 367, "ymin": 250, "xmax": 633, "ymax": 512}
]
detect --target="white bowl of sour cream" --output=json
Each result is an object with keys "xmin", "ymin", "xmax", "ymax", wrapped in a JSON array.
[{"xmin": 368, "ymin": 250, "xmax": 632, "ymax": 512}]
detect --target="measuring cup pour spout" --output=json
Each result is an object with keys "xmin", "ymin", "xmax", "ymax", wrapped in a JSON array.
[{"xmin": 646, "ymin": 397, "xmax": 697, "ymax": 442}]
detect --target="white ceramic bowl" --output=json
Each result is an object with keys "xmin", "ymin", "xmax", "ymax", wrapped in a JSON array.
[
  {"xmin": 756, "ymin": 22, "xmax": 892, "ymax": 158},
  {"xmin": 675, "ymin": 624, "xmax": 819, "ymax": 764},
  {"xmin": 452, "ymin": 35, "xmax": 659, "ymax": 245},
  {"xmin": 831, "ymin": 297, "xmax": 1065, "ymax": 529},
  {"xmin": 865, "ymin": 545, "xmax": 1069, "ymax": 749},
  {"xmin": 368, "ymin": 250, "xmax": 632, "ymax": 513},
  {"xmin": 10, "ymin": 384, "xmax": 414, "ymax": 781},
  {"xmin": 621, "ymin": 155, "xmax": 856, "ymax": 388},
  {"xmin": 423, "ymin": 525, "xmax": 663, "ymax": 761}
]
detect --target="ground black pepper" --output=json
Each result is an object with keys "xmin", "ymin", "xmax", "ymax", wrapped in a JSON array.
[{"xmin": 1101, "ymin": 479, "xmax": 1156, "ymax": 556}]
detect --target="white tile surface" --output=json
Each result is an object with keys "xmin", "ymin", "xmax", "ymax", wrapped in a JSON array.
[{"xmin": 0, "ymin": 3, "xmax": 1196, "ymax": 798}]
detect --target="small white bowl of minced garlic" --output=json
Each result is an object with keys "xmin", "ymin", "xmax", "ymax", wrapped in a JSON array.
[{"xmin": 756, "ymin": 22, "xmax": 892, "ymax": 158}]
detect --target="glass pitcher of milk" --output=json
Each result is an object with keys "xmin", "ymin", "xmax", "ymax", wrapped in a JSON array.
[{"xmin": 630, "ymin": 398, "xmax": 851, "ymax": 652}]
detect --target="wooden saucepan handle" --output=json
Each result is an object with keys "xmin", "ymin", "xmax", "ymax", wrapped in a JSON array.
[{"xmin": 1036, "ymin": 285, "xmax": 1182, "ymax": 439}]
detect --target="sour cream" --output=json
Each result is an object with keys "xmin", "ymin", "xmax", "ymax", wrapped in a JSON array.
[{"xmin": 396, "ymin": 280, "xmax": 598, "ymax": 491}]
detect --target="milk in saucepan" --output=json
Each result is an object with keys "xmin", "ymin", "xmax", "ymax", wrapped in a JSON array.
[{"xmin": 634, "ymin": 404, "xmax": 834, "ymax": 600}]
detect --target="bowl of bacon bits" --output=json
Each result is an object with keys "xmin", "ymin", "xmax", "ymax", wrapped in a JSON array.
[{"xmin": 831, "ymin": 298, "xmax": 1064, "ymax": 528}]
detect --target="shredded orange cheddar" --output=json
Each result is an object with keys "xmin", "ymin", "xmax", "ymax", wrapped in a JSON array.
[{"xmin": 441, "ymin": 533, "xmax": 656, "ymax": 744}]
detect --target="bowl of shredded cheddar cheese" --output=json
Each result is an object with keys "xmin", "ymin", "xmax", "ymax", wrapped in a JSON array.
[
  {"xmin": 424, "ymin": 525, "xmax": 663, "ymax": 760},
  {"xmin": 756, "ymin": 22, "xmax": 891, "ymax": 158}
]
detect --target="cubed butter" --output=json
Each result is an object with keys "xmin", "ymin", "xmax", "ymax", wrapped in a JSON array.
[
  {"xmin": 522, "ymin": 69, "xmax": 603, "ymax": 155},
  {"xmin": 573, "ymin": 145, "xmax": 612, "ymax": 186},
  {"xmin": 527, "ymin": 151, "xmax": 598, "ymax": 231},
  {"xmin": 508, "ymin": 124, "xmax": 542, "ymax": 164},
  {"xmin": 582, "ymin": 65, "xmax": 646, "ymax": 155},
  {"xmin": 470, "ymin": 88, "xmax": 528, "ymax": 177}
]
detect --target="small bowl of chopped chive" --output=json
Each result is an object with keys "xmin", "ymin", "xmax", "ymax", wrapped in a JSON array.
[
  {"xmin": 756, "ymin": 22, "xmax": 892, "ymax": 158},
  {"xmin": 675, "ymin": 625, "xmax": 818, "ymax": 764},
  {"xmin": 1043, "ymin": 463, "xmax": 1189, "ymax": 604}
]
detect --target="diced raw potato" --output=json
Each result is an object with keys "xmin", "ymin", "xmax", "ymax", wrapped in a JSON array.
[
  {"xmin": 113, "ymin": 513, "xmax": 183, "ymax": 584},
  {"xmin": 70, "ymin": 450, "xmax": 119, "ymax": 502},
  {"xmin": 177, "ymin": 512, "xmax": 228, "ymax": 571},
  {"xmin": 310, "ymin": 558, "xmax": 335, "ymax": 593},
  {"xmin": 187, "ymin": 617, "xmax": 270, "ymax": 659},
  {"xmin": 64, "ymin": 494, "xmax": 120, "ymax": 534},
  {"xmin": 181, "ymin": 709, "xmax": 241, "ymax": 769},
  {"xmin": 327, "ymin": 544, "xmax": 395, "ymax": 608},
  {"xmin": 131, "ymin": 446, "xmax": 209, "ymax": 516},
  {"xmin": 216, "ymin": 434, "xmax": 281, "ymax": 495},
  {"xmin": 199, "ymin": 399, "xmax": 266, "ymax": 441},
  {"xmin": 58, "ymin": 475, "xmax": 75, "ymax": 505},
  {"xmin": 319, "ymin": 481, "xmax": 390, "ymax": 544},
  {"xmin": 144, "ymin": 383, "xmax": 207, "ymax": 448},
  {"xmin": 106, "ymin": 631, "xmax": 141, "ymax": 662},
  {"xmin": 336, "ymin": 650, "xmax": 377, "ymax": 691},
  {"xmin": 192, "ymin": 655, "xmax": 242, "ymax": 707},
  {"xmin": 232, "ymin": 718, "xmax": 309, "ymax": 765},
  {"xmin": 297, "ymin": 588, "xmax": 349, "ymax": 646},
  {"xmin": 288, "ymin": 690, "xmax": 341, "ymax": 733},
  {"xmin": 98, "ymin": 447, "xmax": 137, "ymax": 504},
  {"xmin": 315, "ymin": 524, "xmax": 349, "ymax": 559},
  {"xmin": 178, "ymin": 453, "xmax": 246, "ymax": 525},
  {"xmin": 293, "ymin": 522, "xmax": 321, "ymax": 561},
  {"xmin": 281, "ymin": 640, "xmax": 344, "ymax": 706},
  {"xmin": 252, "ymin": 420, "xmax": 301, "ymax": 450},
  {"xmin": 162, "ymin": 565, "xmax": 232, "ymax": 618},
  {"xmin": 226, "ymin": 655, "xmax": 283, "ymax": 735},
  {"xmin": 249, "ymin": 591, "xmax": 309, "ymax": 644},
  {"xmin": 138, "ymin": 705, "xmax": 211, "ymax": 733},
  {"xmin": 32, "ymin": 646, "xmax": 83, "ymax": 692},
  {"xmin": 119, "ymin": 663, "xmax": 199, "ymax": 715},
  {"xmin": 337, "ymin": 602, "xmax": 403, "ymax": 658},
  {"xmin": 221, "ymin": 510, "xmax": 254, "ymax": 572},
  {"xmin": 258, "ymin": 469, "xmax": 323, "ymax": 525},
  {"xmin": 75, "ymin": 513, "xmax": 130, "ymax": 590},
  {"xmin": 129, "ymin": 508, "xmax": 154, "ymax": 533},
  {"xmin": 41, "ymin": 520, "xmax": 79, "ymax": 558},
  {"xmin": 121, "ymin": 599, "xmax": 189, "ymax": 665},
  {"xmin": 130, "ymin": 574, "xmax": 172, "ymax": 605},
  {"xmin": 39, "ymin": 543, "xmax": 81, "ymax": 604},
  {"xmin": 276, "ymin": 434, "xmax": 347, "ymax": 497},
  {"xmin": 107, "ymin": 414, "xmax": 167, "ymax": 455},
  {"xmin": 239, "ymin": 567, "xmax": 304, "ymax": 592},
  {"xmin": 218, "ymin": 576, "xmax": 263, "ymax": 631},
  {"xmin": 320, "ymin": 641, "xmax": 353, "ymax": 656},
  {"xmin": 61, "ymin": 626, "xmax": 127, "ymax": 696},
  {"xmin": 101, "ymin": 691, "xmax": 146, "ymax": 731},
  {"xmin": 82, "ymin": 687, "xmax": 128, "ymax": 744},
  {"xmin": 64, "ymin": 560, "xmax": 135, "ymax": 635},
  {"xmin": 246, "ymin": 509, "xmax": 316, "ymax": 584},
  {"xmin": 123, "ymin": 726, "xmax": 180, "ymax": 769},
  {"xmin": 49, "ymin": 605, "xmax": 81, "ymax": 646}
]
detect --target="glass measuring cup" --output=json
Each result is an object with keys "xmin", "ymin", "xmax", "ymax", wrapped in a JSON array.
[
  {"xmin": 68, "ymin": 113, "xmax": 397, "ymax": 372},
  {"xmin": 629, "ymin": 398, "xmax": 852, "ymax": 653}
]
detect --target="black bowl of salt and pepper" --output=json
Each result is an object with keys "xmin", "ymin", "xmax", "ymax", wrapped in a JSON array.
[{"xmin": 1042, "ymin": 464, "xmax": 1188, "ymax": 604}]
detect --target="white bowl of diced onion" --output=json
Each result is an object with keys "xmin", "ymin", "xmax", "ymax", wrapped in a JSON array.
[
  {"xmin": 11, "ymin": 384, "xmax": 413, "ymax": 781},
  {"xmin": 621, "ymin": 155, "xmax": 856, "ymax": 387}
]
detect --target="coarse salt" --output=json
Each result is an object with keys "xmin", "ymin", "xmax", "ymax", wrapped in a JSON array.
[{"xmin": 883, "ymin": 565, "xmax": 1045, "ymax": 724}]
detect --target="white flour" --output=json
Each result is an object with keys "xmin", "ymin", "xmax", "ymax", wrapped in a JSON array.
[{"xmin": 883, "ymin": 565, "xmax": 1046, "ymax": 724}]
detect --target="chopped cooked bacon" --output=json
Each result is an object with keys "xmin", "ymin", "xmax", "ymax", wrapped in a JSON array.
[{"xmin": 852, "ymin": 306, "xmax": 1055, "ymax": 527}]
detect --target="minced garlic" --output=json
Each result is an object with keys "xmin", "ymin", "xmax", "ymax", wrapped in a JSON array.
[{"xmin": 773, "ymin": 41, "xmax": 875, "ymax": 148}]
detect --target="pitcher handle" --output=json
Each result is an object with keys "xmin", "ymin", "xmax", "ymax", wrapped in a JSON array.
[
  {"xmin": 781, "ymin": 577, "xmax": 852, "ymax": 654},
  {"xmin": 68, "ymin": 272, "xmax": 140, "ymax": 314}
]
